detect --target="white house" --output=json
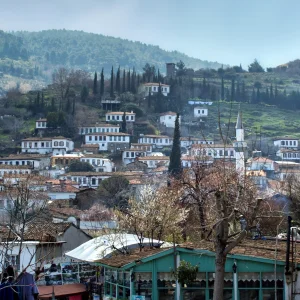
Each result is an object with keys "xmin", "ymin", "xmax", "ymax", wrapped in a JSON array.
[
  {"xmin": 181, "ymin": 155, "xmax": 214, "ymax": 168},
  {"xmin": 105, "ymin": 111, "xmax": 136, "ymax": 123},
  {"xmin": 0, "ymin": 165, "xmax": 32, "ymax": 179},
  {"xmin": 276, "ymin": 149, "xmax": 300, "ymax": 161},
  {"xmin": 35, "ymin": 118, "xmax": 47, "ymax": 129},
  {"xmin": 130, "ymin": 143, "xmax": 153, "ymax": 153},
  {"xmin": 78, "ymin": 123, "xmax": 120, "ymax": 135},
  {"xmin": 273, "ymin": 137, "xmax": 298, "ymax": 149},
  {"xmin": 159, "ymin": 112, "xmax": 180, "ymax": 128},
  {"xmin": 122, "ymin": 149, "xmax": 148, "ymax": 165},
  {"xmin": 190, "ymin": 144, "xmax": 235, "ymax": 160},
  {"xmin": 180, "ymin": 137, "xmax": 214, "ymax": 148},
  {"xmin": 0, "ymin": 154, "xmax": 50, "ymax": 170},
  {"xmin": 61, "ymin": 171, "xmax": 142, "ymax": 188},
  {"xmin": 139, "ymin": 83, "xmax": 170, "ymax": 97},
  {"xmin": 80, "ymin": 154, "xmax": 114, "ymax": 172},
  {"xmin": 138, "ymin": 135, "xmax": 173, "ymax": 148},
  {"xmin": 84, "ymin": 132, "xmax": 130, "ymax": 152},
  {"xmin": 247, "ymin": 157, "xmax": 276, "ymax": 171},
  {"xmin": 194, "ymin": 107, "xmax": 208, "ymax": 118},
  {"xmin": 21, "ymin": 137, "xmax": 74, "ymax": 155},
  {"xmin": 137, "ymin": 156, "xmax": 169, "ymax": 169}
]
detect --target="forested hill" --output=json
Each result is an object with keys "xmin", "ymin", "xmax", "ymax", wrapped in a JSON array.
[{"xmin": 13, "ymin": 30, "xmax": 224, "ymax": 72}]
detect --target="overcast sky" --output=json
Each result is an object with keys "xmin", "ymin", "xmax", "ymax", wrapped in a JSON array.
[{"xmin": 1, "ymin": 0, "xmax": 299, "ymax": 68}]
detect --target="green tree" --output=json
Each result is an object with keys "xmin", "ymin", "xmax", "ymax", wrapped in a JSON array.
[
  {"xmin": 121, "ymin": 112, "xmax": 127, "ymax": 133},
  {"xmin": 93, "ymin": 71, "xmax": 98, "ymax": 95},
  {"xmin": 127, "ymin": 69, "xmax": 131, "ymax": 92},
  {"xmin": 100, "ymin": 68, "xmax": 104, "ymax": 98},
  {"xmin": 143, "ymin": 63, "xmax": 156, "ymax": 82},
  {"xmin": 221, "ymin": 77, "xmax": 225, "ymax": 100},
  {"xmin": 122, "ymin": 69, "xmax": 126, "ymax": 93},
  {"xmin": 148, "ymin": 89, "xmax": 151, "ymax": 109},
  {"xmin": 248, "ymin": 59, "xmax": 265, "ymax": 73},
  {"xmin": 176, "ymin": 60, "xmax": 186, "ymax": 76},
  {"xmin": 230, "ymin": 79, "xmax": 235, "ymax": 102},
  {"xmin": 98, "ymin": 176, "xmax": 130, "ymax": 209},
  {"xmin": 81, "ymin": 86, "xmax": 89, "ymax": 102},
  {"xmin": 68, "ymin": 161, "xmax": 95, "ymax": 172},
  {"xmin": 47, "ymin": 112, "xmax": 65, "ymax": 128},
  {"xmin": 116, "ymin": 66, "xmax": 121, "ymax": 95},
  {"xmin": 169, "ymin": 113, "xmax": 182, "ymax": 176},
  {"xmin": 110, "ymin": 66, "xmax": 114, "ymax": 98}
]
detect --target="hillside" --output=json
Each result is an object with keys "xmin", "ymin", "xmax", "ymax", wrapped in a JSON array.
[{"xmin": 13, "ymin": 30, "xmax": 224, "ymax": 73}]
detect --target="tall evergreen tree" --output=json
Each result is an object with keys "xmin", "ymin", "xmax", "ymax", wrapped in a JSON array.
[
  {"xmin": 168, "ymin": 113, "xmax": 182, "ymax": 176},
  {"xmin": 230, "ymin": 79, "xmax": 235, "ymax": 102},
  {"xmin": 127, "ymin": 69, "xmax": 131, "ymax": 92},
  {"xmin": 51, "ymin": 97, "xmax": 56, "ymax": 111},
  {"xmin": 251, "ymin": 88, "xmax": 256, "ymax": 103},
  {"xmin": 256, "ymin": 87, "xmax": 260, "ymax": 103},
  {"xmin": 236, "ymin": 81, "xmax": 241, "ymax": 102},
  {"xmin": 270, "ymin": 84, "xmax": 274, "ymax": 102},
  {"xmin": 221, "ymin": 77, "xmax": 225, "ymax": 100},
  {"xmin": 116, "ymin": 66, "xmax": 121, "ymax": 95},
  {"xmin": 121, "ymin": 112, "xmax": 127, "ymax": 133},
  {"xmin": 148, "ymin": 89, "xmax": 151, "ymax": 109},
  {"xmin": 81, "ymin": 86, "xmax": 89, "ymax": 102},
  {"xmin": 41, "ymin": 92, "xmax": 44, "ymax": 109},
  {"xmin": 100, "ymin": 68, "xmax": 104, "ymax": 98},
  {"xmin": 131, "ymin": 68, "xmax": 136, "ymax": 93},
  {"xmin": 93, "ymin": 71, "xmax": 98, "ymax": 95},
  {"xmin": 72, "ymin": 98, "xmax": 75, "ymax": 115},
  {"xmin": 122, "ymin": 69, "xmax": 126, "ymax": 93},
  {"xmin": 241, "ymin": 81, "xmax": 247, "ymax": 102},
  {"xmin": 110, "ymin": 66, "xmax": 114, "ymax": 98}
]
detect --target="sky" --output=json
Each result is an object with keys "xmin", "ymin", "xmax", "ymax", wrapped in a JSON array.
[{"xmin": 1, "ymin": 0, "xmax": 300, "ymax": 68}]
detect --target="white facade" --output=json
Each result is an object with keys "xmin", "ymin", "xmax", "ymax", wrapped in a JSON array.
[
  {"xmin": 84, "ymin": 133, "xmax": 130, "ymax": 151},
  {"xmin": 105, "ymin": 111, "xmax": 136, "ymax": 122},
  {"xmin": 0, "ymin": 157, "xmax": 47, "ymax": 170},
  {"xmin": 78, "ymin": 124, "xmax": 119, "ymax": 135},
  {"xmin": 191, "ymin": 144, "xmax": 235, "ymax": 159},
  {"xmin": 180, "ymin": 137, "xmax": 214, "ymax": 148},
  {"xmin": 137, "ymin": 156, "xmax": 169, "ymax": 169},
  {"xmin": 0, "ymin": 165, "xmax": 32, "ymax": 179},
  {"xmin": 122, "ymin": 149, "xmax": 147, "ymax": 165},
  {"xmin": 21, "ymin": 137, "xmax": 74, "ymax": 155},
  {"xmin": 140, "ymin": 83, "xmax": 170, "ymax": 97},
  {"xmin": 0, "ymin": 242, "xmax": 37, "ymax": 274},
  {"xmin": 80, "ymin": 156, "xmax": 114, "ymax": 172},
  {"xmin": 274, "ymin": 138, "xmax": 298, "ymax": 149},
  {"xmin": 276, "ymin": 149, "xmax": 300, "ymax": 161},
  {"xmin": 138, "ymin": 135, "xmax": 173, "ymax": 148},
  {"xmin": 159, "ymin": 112, "xmax": 180, "ymax": 128},
  {"xmin": 35, "ymin": 118, "xmax": 47, "ymax": 129},
  {"xmin": 194, "ymin": 107, "xmax": 208, "ymax": 118}
]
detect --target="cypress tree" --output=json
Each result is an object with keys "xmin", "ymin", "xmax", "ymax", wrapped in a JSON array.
[
  {"xmin": 41, "ymin": 92, "xmax": 44, "ymax": 109},
  {"xmin": 270, "ymin": 84, "xmax": 274, "ymax": 102},
  {"xmin": 169, "ymin": 113, "xmax": 182, "ymax": 176},
  {"xmin": 122, "ymin": 69, "xmax": 126, "ymax": 93},
  {"xmin": 116, "ymin": 66, "xmax": 121, "ymax": 95},
  {"xmin": 241, "ymin": 81, "xmax": 246, "ymax": 102},
  {"xmin": 50, "ymin": 97, "xmax": 56, "ymax": 111},
  {"xmin": 110, "ymin": 66, "xmax": 114, "ymax": 98},
  {"xmin": 93, "ymin": 71, "xmax": 98, "ymax": 95},
  {"xmin": 236, "ymin": 81, "xmax": 241, "ymax": 102},
  {"xmin": 121, "ymin": 112, "xmax": 127, "ymax": 133},
  {"xmin": 100, "ymin": 68, "xmax": 104, "ymax": 98},
  {"xmin": 256, "ymin": 87, "xmax": 260, "ymax": 103},
  {"xmin": 230, "ymin": 79, "xmax": 235, "ymax": 102},
  {"xmin": 36, "ymin": 92, "xmax": 40, "ymax": 108},
  {"xmin": 131, "ymin": 68, "xmax": 136, "ymax": 94},
  {"xmin": 251, "ymin": 88, "xmax": 256, "ymax": 103},
  {"xmin": 127, "ymin": 69, "xmax": 131, "ymax": 92},
  {"xmin": 221, "ymin": 77, "xmax": 225, "ymax": 100},
  {"xmin": 81, "ymin": 86, "xmax": 89, "ymax": 102},
  {"xmin": 72, "ymin": 98, "xmax": 75, "ymax": 115}
]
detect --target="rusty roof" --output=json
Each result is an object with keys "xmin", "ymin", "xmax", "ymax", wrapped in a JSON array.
[{"xmin": 38, "ymin": 283, "xmax": 87, "ymax": 299}]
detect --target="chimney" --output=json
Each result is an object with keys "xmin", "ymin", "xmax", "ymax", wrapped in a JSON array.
[{"xmin": 76, "ymin": 217, "xmax": 81, "ymax": 228}]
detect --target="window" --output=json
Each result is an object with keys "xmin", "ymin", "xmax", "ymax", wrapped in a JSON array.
[
  {"xmin": 112, "ymin": 116, "xmax": 115, "ymax": 120},
  {"xmin": 93, "ymin": 128, "xmax": 96, "ymax": 132},
  {"xmin": 66, "ymin": 142, "xmax": 69, "ymax": 147},
  {"xmin": 109, "ymin": 136, "xmax": 112, "ymax": 141},
  {"xmin": 102, "ymin": 128, "xmax": 105, "ymax": 132},
  {"xmin": 126, "ymin": 152, "xmax": 129, "ymax": 157},
  {"xmin": 165, "ymin": 139, "xmax": 168, "ymax": 143},
  {"xmin": 114, "ymin": 136, "xmax": 117, "ymax": 141},
  {"xmin": 225, "ymin": 150, "xmax": 228, "ymax": 156},
  {"xmin": 219, "ymin": 150, "xmax": 223, "ymax": 156},
  {"xmin": 123, "ymin": 136, "xmax": 125, "ymax": 141},
  {"xmin": 41, "ymin": 142, "xmax": 44, "ymax": 147},
  {"xmin": 107, "ymin": 116, "xmax": 110, "ymax": 120},
  {"xmin": 92, "ymin": 178, "xmax": 96, "ymax": 185},
  {"xmin": 131, "ymin": 116, "xmax": 134, "ymax": 120},
  {"xmin": 202, "ymin": 110, "xmax": 205, "ymax": 114},
  {"xmin": 198, "ymin": 110, "xmax": 200, "ymax": 114},
  {"xmin": 59, "ymin": 141, "xmax": 64, "ymax": 146},
  {"xmin": 89, "ymin": 136, "xmax": 92, "ymax": 141},
  {"xmin": 131, "ymin": 152, "xmax": 135, "ymax": 157},
  {"xmin": 230, "ymin": 150, "xmax": 234, "ymax": 156},
  {"xmin": 24, "ymin": 142, "xmax": 27, "ymax": 147},
  {"xmin": 46, "ymin": 142, "xmax": 49, "ymax": 147},
  {"xmin": 118, "ymin": 136, "xmax": 121, "ymax": 141},
  {"xmin": 117, "ymin": 116, "xmax": 119, "ymax": 120},
  {"xmin": 294, "ymin": 141, "xmax": 297, "ymax": 145},
  {"xmin": 153, "ymin": 86, "xmax": 157, "ymax": 91},
  {"xmin": 115, "ymin": 128, "xmax": 118, "ymax": 132},
  {"xmin": 126, "ymin": 116, "xmax": 129, "ymax": 120},
  {"xmin": 83, "ymin": 178, "xmax": 87, "ymax": 184},
  {"xmin": 5, "ymin": 255, "xmax": 20, "ymax": 271},
  {"xmin": 89, "ymin": 129, "xmax": 92, "ymax": 133},
  {"xmin": 54, "ymin": 141, "xmax": 58, "ymax": 146},
  {"xmin": 34, "ymin": 143, "xmax": 38, "ymax": 147},
  {"xmin": 106, "ymin": 128, "xmax": 109, "ymax": 132},
  {"xmin": 290, "ymin": 141, "xmax": 293, "ymax": 145},
  {"xmin": 95, "ymin": 136, "xmax": 98, "ymax": 141}
]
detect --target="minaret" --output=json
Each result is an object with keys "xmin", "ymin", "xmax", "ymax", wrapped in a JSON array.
[{"xmin": 234, "ymin": 109, "xmax": 247, "ymax": 175}]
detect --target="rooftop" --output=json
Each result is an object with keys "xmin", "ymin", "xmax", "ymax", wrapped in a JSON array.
[
  {"xmin": 80, "ymin": 123, "xmax": 119, "ymax": 128},
  {"xmin": 160, "ymin": 111, "xmax": 177, "ymax": 116},
  {"xmin": 138, "ymin": 156, "xmax": 169, "ymax": 161},
  {"xmin": 139, "ymin": 134, "xmax": 171, "ymax": 139},
  {"xmin": 143, "ymin": 83, "xmax": 170, "ymax": 87},
  {"xmin": 106, "ymin": 111, "xmax": 135, "ymax": 115},
  {"xmin": 273, "ymin": 137, "xmax": 298, "ymax": 141},
  {"xmin": 85, "ymin": 132, "xmax": 130, "ymax": 136}
]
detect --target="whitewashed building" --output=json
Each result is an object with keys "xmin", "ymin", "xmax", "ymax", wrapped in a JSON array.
[
  {"xmin": 276, "ymin": 149, "xmax": 300, "ymax": 161},
  {"xmin": 138, "ymin": 135, "xmax": 173, "ymax": 148},
  {"xmin": 21, "ymin": 137, "xmax": 74, "ymax": 155},
  {"xmin": 194, "ymin": 107, "xmax": 208, "ymax": 118},
  {"xmin": 80, "ymin": 154, "xmax": 114, "ymax": 172},
  {"xmin": 139, "ymin": 83, "xmax": 170, "ymax": 97},
  {"xmin": 0, "ymin": 165, "xmax": 32, "ymax": 179},
  {"xmin": 180, "ymin": 137, "xmax": 214, "ymax": 148},
  {"xmin": 35, "ymin": 118, "xmax": 47, "ymax": 129},
  {"xmin": 0, "ymin": 154, "xmax": 50, "ymax": 170},
  {"xmin": 159, "ymin": 112, "xmax": 180, "ymax": 128},
  {"xmin": 191, "ymin": 144, "xmax": 235, "ymax": 160},
  {"xmin": 105, "ymin": 111, "xmax": 136, "ymax": 123},
  {"xmin": 84, "ymin": 132, "xmax": 130, "ymax": 152},
  {"xmin": 273, "ymin": 137, "xmax": 298, "ymax": 149},
  {"xmin": 137, "ymin": 156, "xmax": 169, "ymax": 169},
  {"xmin": 122, "ymin": 149, "xmax": 148, "ymax": 165},
  {"xmin": 78, "ymin": 123, "xmax": 120, "ymax": 135},
  {"xmin": 130, "ymin": 143, "xmax": 153, "ymax": 153}
]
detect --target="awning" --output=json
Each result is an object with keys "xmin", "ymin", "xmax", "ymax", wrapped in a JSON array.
[{"xmin": 65, "ymin": 233, "xmax": 172, "ymax": 262}]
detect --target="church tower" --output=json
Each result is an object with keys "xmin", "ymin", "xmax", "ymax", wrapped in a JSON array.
[{"xmin": 234, "ymin": 110, "xmax": 247, "ymax": 175}]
